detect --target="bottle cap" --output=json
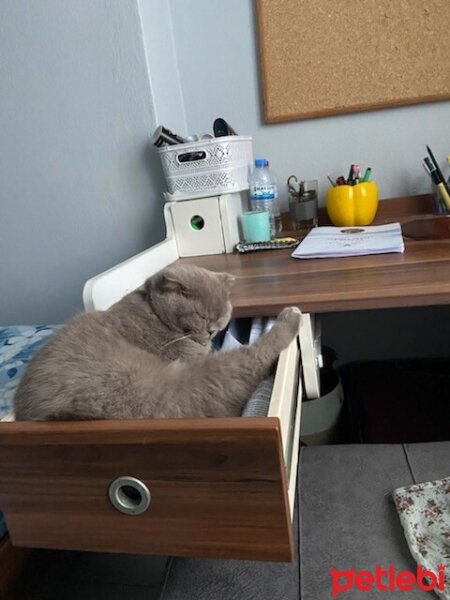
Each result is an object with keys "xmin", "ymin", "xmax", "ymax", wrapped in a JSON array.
[{"xmin": 255, "ymin": 158, "xmax": 267, "ymax": 167}]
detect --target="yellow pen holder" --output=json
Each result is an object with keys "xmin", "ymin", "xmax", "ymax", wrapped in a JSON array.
[{"xmin": 326, "ymin": 181, "xmax": 378, "ymax": 227}]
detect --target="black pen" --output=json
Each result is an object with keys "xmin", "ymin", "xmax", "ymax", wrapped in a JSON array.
[{"xmin": 426, "ymin": 145, "xmax": 450, "ymax": 194}]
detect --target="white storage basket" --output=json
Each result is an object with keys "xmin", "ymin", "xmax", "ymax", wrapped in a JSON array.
[{"xmin": 158, "ymin": 135, "xmax": 253, "ymax": 200}]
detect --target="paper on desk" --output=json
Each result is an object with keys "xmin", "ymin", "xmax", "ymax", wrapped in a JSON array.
[{"xmin": 291, "ymin": 223, "xmax": 404, "ymax": 259}]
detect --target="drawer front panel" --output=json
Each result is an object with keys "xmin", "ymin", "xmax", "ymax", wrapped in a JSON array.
[{"xmin": 0, "ymin": 420, "xmax": 293, "ymax": 562}]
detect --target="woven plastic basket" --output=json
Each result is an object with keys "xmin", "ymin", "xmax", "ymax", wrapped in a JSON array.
[{"xmin": 158, "ymin": 136, "xmax": 253, "ymax": 200}]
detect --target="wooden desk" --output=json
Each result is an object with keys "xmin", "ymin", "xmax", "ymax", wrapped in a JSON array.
[{"xmin": 176, "ymin": 195, "xmax": 450, "ymax": 316}]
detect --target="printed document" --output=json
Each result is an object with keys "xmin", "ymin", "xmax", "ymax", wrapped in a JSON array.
[{"xmin": 291, "ymin": 223, "xmax": 404, "ymax": 259}]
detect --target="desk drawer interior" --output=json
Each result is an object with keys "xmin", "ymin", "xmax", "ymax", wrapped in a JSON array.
[{"xmin": 0, "ymin": 336, "xmax": 302, "ymax": 562}]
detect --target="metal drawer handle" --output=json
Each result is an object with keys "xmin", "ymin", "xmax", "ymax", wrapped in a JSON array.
[{"xmin": 108, "ymin": 476, "xmax": 151, "ymax": 516}]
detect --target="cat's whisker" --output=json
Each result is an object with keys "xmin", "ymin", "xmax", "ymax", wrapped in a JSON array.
[{"xmin": 162, "ymin": 333, "xmax": 192, "ymax": 348}]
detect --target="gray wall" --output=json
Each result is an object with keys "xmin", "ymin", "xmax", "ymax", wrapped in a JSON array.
[
  {"xmin": 0, "ymin": 0, "xmax": 167, "ymax": 324},
  {"xmin": 168, "ymin": 0, "xmax": 450, "ymax": 207},
  {"xmin": 2, "ymin": 0, "xmax": 450, "ymax": 364}
]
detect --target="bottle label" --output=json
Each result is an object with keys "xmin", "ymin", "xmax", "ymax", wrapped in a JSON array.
[{"xmin": 250, "ymin": 184, "xmax": 275, "ymax": 200}]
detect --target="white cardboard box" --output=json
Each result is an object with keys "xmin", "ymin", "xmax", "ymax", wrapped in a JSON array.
[{"xmin": 164, "ymin": 191, "xmax": 248, "ymax": 257}]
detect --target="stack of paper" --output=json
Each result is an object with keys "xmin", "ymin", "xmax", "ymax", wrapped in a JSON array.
[{"xmin": 291, "ymin": 223, "xmax": 404, "ymax": 259}]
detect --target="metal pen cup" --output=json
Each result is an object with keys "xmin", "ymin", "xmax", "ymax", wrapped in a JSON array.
[{"xmin": 288, "ymin": 177, "xmax": 318, "ymax": 231}]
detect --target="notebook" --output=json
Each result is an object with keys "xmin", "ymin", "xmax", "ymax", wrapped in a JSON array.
[{"xmin": 291, "ymin": 223, "xmax": 404, "ymax": 259}]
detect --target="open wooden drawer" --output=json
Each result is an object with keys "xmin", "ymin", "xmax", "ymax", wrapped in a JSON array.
[{"xmin": 0, "ymin": 333, "xmax": 302, "ymax": 563}]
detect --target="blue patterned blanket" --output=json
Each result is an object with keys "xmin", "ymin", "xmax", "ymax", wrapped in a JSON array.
[
  {"xmin": 0, "ymin": 325, "xmax": 60, "ymax": 419},
  {"xmin": 0, "ymin": 325, "xmax": 60, "ymax": 538}
]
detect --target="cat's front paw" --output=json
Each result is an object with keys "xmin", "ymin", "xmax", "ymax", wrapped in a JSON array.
[{"xmin": 277, "ymin": 306, "xmax": 302, "ymax": 336}]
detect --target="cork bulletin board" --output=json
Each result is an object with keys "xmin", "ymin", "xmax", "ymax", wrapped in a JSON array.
[{"xmin": 256, "ymin": 0, "xmax": 450, "ymax": 123}]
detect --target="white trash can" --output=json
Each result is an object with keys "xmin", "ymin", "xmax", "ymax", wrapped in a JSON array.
[{"xmin": 300, "ymin": 368, "xmax": 345, "ymax": 446}]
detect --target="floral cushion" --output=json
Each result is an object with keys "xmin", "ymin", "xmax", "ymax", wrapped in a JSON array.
[
  {"xmin": 393, "ymin": 476, "xmax": 450, "ymax": 600},
  {"xmin": 0, "ymin": 325, "xmax": 60, "ymax": 537}
]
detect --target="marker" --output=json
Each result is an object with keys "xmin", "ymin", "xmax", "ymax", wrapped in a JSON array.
[
  {"xmin": 347, "ymin": 164, "xmax": 355, "ymax": 183},
  {"xmin": 362, "ymin": 167, "xmax": 372, "ymax": 182},
  {"xmin": 422, "ymin": 162, "xmax": 432, "ymax": 179},
  {"xmin": 423, "ymin": 156, "xmax": 435, "ymax": 174}
]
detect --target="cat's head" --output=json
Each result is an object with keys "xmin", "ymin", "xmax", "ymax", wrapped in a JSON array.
[{"xmin": 145, "ymin": 265, "xmax": 234, "ymax": 345}]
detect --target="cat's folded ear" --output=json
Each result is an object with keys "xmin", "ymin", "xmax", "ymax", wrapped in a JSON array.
[
  {"xmin": 146, "ymin": 269, "xmax": 190, "ymax": 296},
  {"xmin": 217, "ymin": 272, "xmax": 235, "ymax": 289}
]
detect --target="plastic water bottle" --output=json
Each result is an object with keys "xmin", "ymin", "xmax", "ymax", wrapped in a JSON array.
[{"xmin": 249, "ymin": 158, "xmax": 281, "ymax": 237}]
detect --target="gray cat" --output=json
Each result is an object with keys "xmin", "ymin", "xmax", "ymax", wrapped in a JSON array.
[{"xmin": 14, "ymin": 265, "xmax": 301, "ymax": 420}]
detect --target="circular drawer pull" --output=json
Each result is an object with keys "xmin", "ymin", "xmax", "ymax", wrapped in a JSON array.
[{"xmin": 108, "ymin": 476, "xmax": 151, "ymax": 515}]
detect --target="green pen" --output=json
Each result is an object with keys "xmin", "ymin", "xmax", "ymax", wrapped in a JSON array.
[{"xmin": 362, "ymin": 167, "xmax": 372, "ymax": 182}]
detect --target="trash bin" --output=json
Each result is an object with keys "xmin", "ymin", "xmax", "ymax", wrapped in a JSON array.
[{"xmin": 300, "ymin": 347, "xmax": 345, "ymax": 445}]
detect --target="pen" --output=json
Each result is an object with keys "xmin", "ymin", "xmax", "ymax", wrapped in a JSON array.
[
  {"xmin": 426, "ymin": 145, "xmax": 450, "ymax": 194},
  {"xmin": 326, "ymin": 173, "xmax": 336, "ymax": 187},
  {"xmin": 362, "ymin": 167, "xmax": 372, "ymax": 182}
]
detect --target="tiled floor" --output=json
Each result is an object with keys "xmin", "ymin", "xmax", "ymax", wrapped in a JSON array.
[{"xmin": 12, "ymin": 549, "xmax": 168, "ymax": 599}]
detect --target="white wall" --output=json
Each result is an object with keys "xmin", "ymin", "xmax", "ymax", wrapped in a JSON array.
[
  {"xmin": 0, "ymin": 0, "xmax": 167, "ymax": 324},
  {"xmin": 168, "ymin": 0, "xmax": 450, "ymax": 207}
]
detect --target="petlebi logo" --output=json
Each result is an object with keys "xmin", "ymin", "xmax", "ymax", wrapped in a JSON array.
[{"xmin": 330, "ymin": 564, "xmax": 446, "ymax": 597}]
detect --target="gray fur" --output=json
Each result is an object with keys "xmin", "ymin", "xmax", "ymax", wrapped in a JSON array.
[{"xmin": 14, "ymin": 265, "xmax": 301, "ymax": 420}]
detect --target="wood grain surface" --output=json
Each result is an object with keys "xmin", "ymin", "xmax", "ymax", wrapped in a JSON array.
[
  {"xmin": 176, "ymin": 195, "xmax": 450, "ymax": 316},
  {"xmin": 0, "ymin": 418, "xmax": 293, "ymax": 562}
]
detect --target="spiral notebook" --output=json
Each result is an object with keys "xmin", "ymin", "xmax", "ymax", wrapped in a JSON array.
[{"xmin": 291, "ymin": 223, "xmax": 404, "ymax": 259}]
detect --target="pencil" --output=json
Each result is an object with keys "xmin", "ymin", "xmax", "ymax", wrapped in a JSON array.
[{"xmin": 437, "ymin": 182, "xmax": 450, "ymax": 211}]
